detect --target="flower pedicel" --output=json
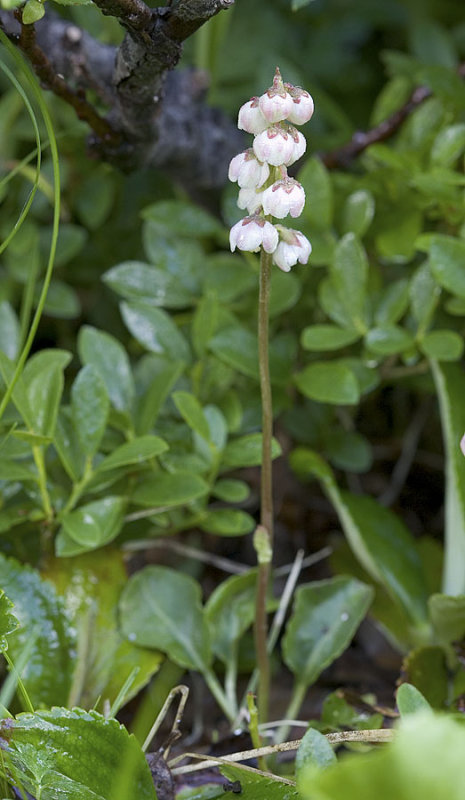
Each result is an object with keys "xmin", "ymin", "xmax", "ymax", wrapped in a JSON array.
[{"xmin": 229, "ymin": 67, "xmax": 313, "ymax": 272}]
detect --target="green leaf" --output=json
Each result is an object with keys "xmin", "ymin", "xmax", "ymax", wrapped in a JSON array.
[
  {"xmin": 374, "ymin": 279, "xmax": 410, "ymax": 325},
  {"xmin": 0, "ymin": 589, "xmax": 20, "ymax": 652},
  {"xmin": 212, "ymin": 478, "xmax": 250, "ymax": 503},
  {"xmin": 221, "ymin": 765, "xmax": 298, "ymax": 800},
  {"xmin": 134, "ymin": 356, "xmax": 184, "ymax": 435},
  {"xmin": 330, "ymin": 234, "xmax": 368, "ymax": 332},
  {"xmin": 299, "ymin": 157, "xmax": 333, "ymax": 230},
  {"xmin": 340, "ymin": 190, "xmax": 375, "ymax": 237},
  {"xmin": 54, "ymin": 408, "xmax": 85, "ymax": 482},
  {"xmin": 431, "ymin": 124, "xmax": 465, "ymax": 166},
  {"xmin": 324, "ymin": 430, "xmax": 372, "ymax": 473},
  {"xmin": 43, "ymin": 549, "xmax": 162, "ymax": 709},
  {"xmin": 75, "ymin": 169, "xmax": 114, "ymax": 228},
  {"xmin": 409, "ymin": 261, "xmax": 440, "ymax": 330},
  {"xmin": 96, "ymin": 435, "xmax": 168, "ymax": 473},
  {"xmin": 365, "ymin": 325, "xmax": 415, "ymax": 356},
  {"xmin": 401, "ymin": 646, "xmax": 448, "ymax": 709},
  {"xmin": 131, "ymin": 471, "xmax": 209, "ymax": 507},
  {"xmin": 396, "ymin": 683, "xmax": 432, "ymax": 717},
  {"xmin": 141, "ymin": 199, "xmax": 224, "ymax": 239},
  {"xmin": 301, "ymin": 326, "xmax": 361, "ymax": 351},
  {"xmin": 410, "ymin": 18, "xmax": 457, "ymax": 68},
  {"xmin": 283, "ymin": 576, "xmax": 373, "ymax": 688},
  {"xmin": 60, "ymin": 496, "xmax": 126, "ymax": 550},
  {"xmin": 300, "ymin": 713, "xmax": 465, "ymax": 800},
  {"xmin": 375, "ymin": 206, "xmax": 422, "ymax": 262},
  {"xmin": 199, "ymin": 509, "xmax": 255, "ymax": 536},
  {"xmin": 1, "ymin": 707, "xmax": 156, "ymax": 800},
  {"xmin": 428, "ymin": 593, "xmax": 465, "ymax": 644},
  {"xmin": 296, "ymin": 728, "xmax": 336, "ymax": 783},
  {"xmin": 121, "ymin": 301, "xmax": 191, "ymax": 362},
  {"xmin": 22, "ymin": 0, "xmax": 44, "ymax": 23},
  {"xmin": 0, "ymin": 301, "xmax": 20, "ymax": 360},
  {"xmin": 173, "ymin": 391, "xmax": 211, "ymax": 441},
  {"xmin": 71, "ymin": 364, "xmax": 110, "ymax": 458},
  {"xmin": 0, "ymin": 554, "xmax": 74, "ymax": 707},
  {"xmin": 269, "ymin": 270, "xmax": 301, "ymax": 317},
  {"xmin": 78, "ymin": 326, "xmax": 135, "ymax": 415},
  {"xmin": 192, "ymin": 292, "xmax": 219, "ymax": 357},
  {"xmin": 420, "ymin": 330, "xmax": 464, "ymax": 361},
  {"xmin": 222, "ymin": 433, "xmax": 282, "ymax": 468},
  {"xmin": 290, "ymin": 447, "xmax": 334, "ymax": 484},
  {"xmin": 429, "ymin": 235, "xmax": 465, "ymax": 298},
  {"xmin": 23, "ymin": 349, "xmax": 71, "ymax": 437},
  {"xmin": 103, "ymin": 261, "xmax": 194, "ymax": 308},
  {"xmin": 430, "ymin": 362, "xmax": 465, "ymax": 594},
  {"xmin": 205, "ymin": 571, "xmax": 259, "ymax": 665},
  {"xmin": 294, "ymin": 362, "xmax": 360, "ymax": 405},
  {"xmin": 120, "ymin": 566, "xmax": 211, "ymax": 672},
  {"xmin": 203, "ymin": 254, "xmax": 255, "ymax": 303}
]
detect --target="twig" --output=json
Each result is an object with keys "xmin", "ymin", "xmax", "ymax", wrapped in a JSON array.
[
  {"xmin": 170, "ymin": 729, "xmax": 394, "ymax": 775},
  {"xmin": 15, "ymin": 16, "xmax": 119, "ymax": 145}
]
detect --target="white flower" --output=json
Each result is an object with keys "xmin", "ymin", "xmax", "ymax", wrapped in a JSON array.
[
  {"xmin": 272, "ymin": 228, "xmax": 312, "ymax": 272},
  {"xmin": 230, "ymin": 216, "xmax": 278, "ymax": 254},
  {"xmin": 258, "ymin": 66, "xmax": 294, "ymax": 123},
  {"xmin": 253, "ymin": 125, "xmax": 296, "ymax": 166},
  {"xmin": 262, "ymin": 179, "xmax": 306, "ymax": 219},
  {"xmin": 237, "ymin": 186, "xmax": 264, "ymax": 214},
  {"xmin": 228, "ymin": 149, "xmax": 270, "ymax": 189},
  {"xmin": 285, "ymin": 126, "xmax": 306, "ymax": 166},
  {"xmin": 286, "ymin": 87, "xmax": 315, "ymax": 125},
  {"xmin": 238, "ymin": 98, "xmax": 269, "ymax": 134}
]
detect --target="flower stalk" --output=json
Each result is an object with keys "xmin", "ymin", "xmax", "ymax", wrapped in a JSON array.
[{"xmin": 229, "ymin": 67, "xmax": 314, "ymax": 725}]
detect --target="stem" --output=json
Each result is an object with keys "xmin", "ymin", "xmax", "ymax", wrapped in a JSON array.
[
  {"xmin": 204, "ymin": 668, "xmax": 235, "ymax": 723},
  {"xmin": 276, "ymin": 680, "xmax": 308, "ymax": 744},
  {"xmin": 225, "ymin": 657, "xmax": 238, "ymax": 718},
  {"xmin": 254, "ymin": 247, "xmax": 274, "ymax": 725},
  {"xmin": 32, "ymin": 445, "xmax": 53, "ymax": 522}
]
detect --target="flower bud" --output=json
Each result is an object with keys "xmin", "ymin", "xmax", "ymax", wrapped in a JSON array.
[
  {"xmin": 238, "ymin": 98, "xmax": 269, "ymax": 134},
  {"xmin": 259, "ymin": 67, "xmax": 293, "ymax": 123},
  {"xmin": 285, "ymin": 126, "xmax": 306, "ymax": 166},
  {"xmin": 237, "ymin": 187, "xmax": 264, "ymax": 215},
  {"xmin": 285, "ymin": 86, "xmax": 315, "ymax": 125},
  {"xmin": 272, "ymin": 228, "xmax": 312, "ymax": 272},
  {"xmin": 262, "ymin": 178, "xmax": 306, "ymax": 219},
  {"xmin": 228, "ymin": 149, "xmax": 270, "ymax": 189},
  {"xmin": 253, "ymin": 125, "xmax": 296, "ymax": 167},
  {"xmin": 230, "ymin": 216, "xmax": 279, "ymax": 254}
]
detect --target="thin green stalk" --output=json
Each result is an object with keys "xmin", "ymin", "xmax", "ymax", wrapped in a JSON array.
[
  {"xmin": 32, "ymin": 445, "xmax": 53, "ymax": 522},
  {"xmin": 204, "ymin": 668, "xmax": 236, "ymax": 723},
  {"xmin": 0, "ymin": 31, "xmax": 61, "ymax": 424},
  {"xmin": 254, "ymin": 247, "xmax": 274, "ymax": 725},
  {"xmin": 225, "ymin": 657, "xmax": 239, "ymax": 718},
  {"xmin": 276, "ymin": 680, "xmax": 308, "ymax": 744}
]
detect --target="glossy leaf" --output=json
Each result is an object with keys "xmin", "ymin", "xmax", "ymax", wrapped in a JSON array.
[
  {"xmin": 0, "ymin": 590, "xmax": 19, "ymax": 651},
  {"xmin": 60, "ymin": 496, "xmax": 126, "ymax": 550},
  {"xmin": 374, "ymin": 279, "xmax": 410, "ymax": 325},
  {"xmin": 192, "ymin": 292, "xmax": 219, "ymax": 357},
  {"xmin": 365, "ymin": 325, "xmax": 415, "ymax": 356},
  {"xmin": 173, "ymin": 391, "xmax": 211, "ymax": 441},
  {"xmin": 340, "ymin": 190, "xmax": 375, "ymax": 237},
  {"xmin": 0, "ymin": 554, "xmax": 75, "ymax": 707},
  {"xmin": 131, "ymin": 471, "xmax": 209, "ymax": 507},
  {"xmin": 429, "ymin": 235, "xmax": 465, "ymax": 298},
  {"xmin": 199, "ymin": 509, "xmax": 255, "ymax": 536},
  {"xmin": 212, "ymin": 478, "xmax": 250, "ymax": 503},
  {"xmin": 420, "ymin": 330, "xmax": 464, "ymax": 361},
  {"xmin": 43, "ymin": 550, "xmax": 162, "ymax": 709},
  {"xmin": 283, "ymin": 576, "xmax": 373, "ymax": 688},
  {"xmin": 299, "ymin": 157, "xmax": 333, "ymax": 230},
  {"xmin": 96, "ymin": 435, "xmax": 168, "ymax": 473},
  {"xmin": 400, "ymin": 646, "xmax": 448, "ymax": 709},
  {"xmin": 78, "ymin": 326, "xmax": 134, "ymax": 415},
  {"xmin": 431, "ymin": 123, "xmax": 465, "ymax": 166},
  {"xmin": 71, "ymin": 364, "xmax": 110, "ymax": 458},
  {"xmin": 330, "ymin": 234, "xmax": 368, "ymax": 332},
  {"xmin": 301, "ymin": 325, "xmax": 361, "ymax": 351},
  {"xmin": 1, "ymin": 707, "xmax": 156, "ymax": 800},
  {"xmin": 222, "ymin": 433, "xmax": 282, "ymax": 468},
  {"xmin": 23, "ymin": 350, "xmax": 71, "ymax": 437},
  {"xmin": 205, "ymin": 571, "xmax": 259, "ymax": 665},
  {"xmin": 120, "ymin": 566, "xmax": 211, "ymax": 672},
  {"xmin": 121, "ymin": 301, "xmax": 191, "ymax": 361},
  {"xmin": 103, "ymin": 261, "xmax": 194, "ymax": 308},
  {"xmin": 428, "ymin": 593, "xmax": 465, "ymax": 643},
  {"xmin": 294, "ymin": 362, "xmax": 360, "ymax": 405},
  {"xmin": 396, "ymin": 683, "xmax": 432, "ymax": 716},
  {"xmin": 221, "ymin": 764, "xmax": 298, "ymax": 800},
  {"xmin": 141, "ymin": 199, "xmax": 224, "ymax": 239},
  {"xmin": 134, "ymin": 356, "xmax": 184, "ymax": 435},
  {"xmin": 296, "ymin": 728, "xmax": 336, "ymax": 783}
]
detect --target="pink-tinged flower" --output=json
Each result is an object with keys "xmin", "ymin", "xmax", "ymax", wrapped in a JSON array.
[
  {"xmin": 253, "ymin": 125, "xmax": 296, "ymax": 166},
  {"xmin": 461, "ymin": 433, "xmax": 465, "ymax": 457},
  {"xmin": 230, "ymin": 216, "xmax": 279, "ymax": 254},
  {"xmin": 228, "ymin": 149, "xmax": 270, "ymax": 189},
  {"xmin": 259, "ymin": 68, "xmax": 293, "ymax": 123},
  {"xmin": 237, "ymin": 187, "xmax": 264, "ymax": 215},
  {"xmin": 238, "ymin": 97, "xmax": 269, "ymax": 134},
  {"xmin": 262, "ymin": 178, "xmax": 306, "ymax": 218},
  {"xmin": 285, "ymin": 126, "xmax": 306, "ymax": 166},
  {"xmin": 272, "ymin": 228, "xmax": 312, "ymax": 272},
  {"xmin": 285, "ymin": 86, "xmax": 315, "ymax": 125}
]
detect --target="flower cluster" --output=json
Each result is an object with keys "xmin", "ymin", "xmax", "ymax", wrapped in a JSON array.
[{"xmin": 229, "ymin": 68, "xmax": 313, "ymax": 272}]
